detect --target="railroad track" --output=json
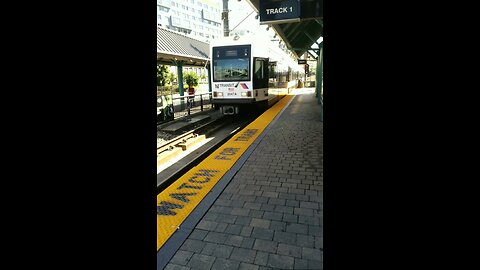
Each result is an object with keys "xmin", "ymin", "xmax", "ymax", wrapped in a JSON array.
[
  {"xmin": 156, "ymin": 115, "xmax": 254, "ymax": 192},
  {"xmin": 157, "ymin": 117, "xmax": 229, "ymax": 166}
]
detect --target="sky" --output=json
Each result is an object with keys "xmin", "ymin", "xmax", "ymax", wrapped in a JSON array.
[
  {"xmin": 215, "ymin": 1, "xmax": 302, "ymax": 72},
  {"xmin": 223, "ymin": 0, "xmax": 273, "ymax": 39},
  {"xmin": 221, "ymin": 1, "xmax": 321, "ymax": 56}
]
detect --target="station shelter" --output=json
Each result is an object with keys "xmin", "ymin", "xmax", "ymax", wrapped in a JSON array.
[{"xmin": 157, "ymin": 27, "xmax": 211, "ymax": 120}]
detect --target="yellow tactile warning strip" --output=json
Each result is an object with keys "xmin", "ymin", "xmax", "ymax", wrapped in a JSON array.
[{"xmin": 157, "ymin": 93, "xmax": 294, "ymax": 251}]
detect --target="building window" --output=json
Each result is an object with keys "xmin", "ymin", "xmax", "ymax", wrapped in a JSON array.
[
  {"xmin": 203, "ymin": 9, "xmax": 212, "ymax": 20},
  {"xmin": 158, "ymin": 6, "xmax": 168, "ymax": 12},
  {"xmin": 172, "ymin": 17, "xmax": 181, "ymax": 26}
]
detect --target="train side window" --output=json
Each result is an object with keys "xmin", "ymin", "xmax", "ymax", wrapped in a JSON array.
[
  {"xmin": 269, "ymin": 62, "xmax": 276, "ymax": 79},
  {"xmin": 254, "ymin": 59, "xmax": 264, "ymax": 80},
  {"xmin": 263, "ymin": 59, "xmax": 269, "ymax": 80}
]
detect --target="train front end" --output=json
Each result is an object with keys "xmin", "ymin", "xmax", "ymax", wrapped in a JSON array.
[{"xmin": 211, "ymin": 43, "xmax": 254, "ymax": 115}]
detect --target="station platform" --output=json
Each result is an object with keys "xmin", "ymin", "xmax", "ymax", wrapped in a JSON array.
[{"xmin": 157, "ymin": 88, "xmax": 323, "ymax": 270}]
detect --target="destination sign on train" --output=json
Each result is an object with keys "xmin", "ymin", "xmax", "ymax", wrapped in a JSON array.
[{"xmin": 260, "ymin": 0, "xmax": 301, "ymax": 25}]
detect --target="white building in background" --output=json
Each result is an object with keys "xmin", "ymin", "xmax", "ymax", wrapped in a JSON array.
[{"xmin": 157, "ymin": 0, "xmax": 222, "ymax": 43}]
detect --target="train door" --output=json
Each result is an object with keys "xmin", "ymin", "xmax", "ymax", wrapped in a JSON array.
[{"xmin": 253, "ymin": 57, "xmax": 269, "ymax": 100}]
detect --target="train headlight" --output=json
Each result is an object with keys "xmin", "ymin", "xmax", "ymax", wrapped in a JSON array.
[
  {"xmin": 213, "ymin": 91, "xmax": 217, "ymax": 97},
  {"xmin": 241, "ymin": 92, "xmax": 247, "ymax": 97},
  {"xmin": 247, "ymin": 91, "xmax": 252, "ymax": 97},
  {"xmin": 217, "ymin": 92, "xmax": 223, "ymax": 97}
]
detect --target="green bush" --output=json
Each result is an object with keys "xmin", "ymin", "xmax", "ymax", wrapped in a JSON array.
[
  {"xmin": 157, "ymin": 65, "xmax": 169, "ymax": 86},
  {"xmin": 157, "ymin": 85, "xmax": 174, "ymax": 96},
  {"xmin": 183, "ymin": 71, "xmax": 199, "ymax": 88},
  {"xmin": 167, "ymin": 72, "xmax": 176, "ymax": 85}
]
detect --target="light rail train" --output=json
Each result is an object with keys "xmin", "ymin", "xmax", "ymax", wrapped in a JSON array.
[{"xmin": 210, "ymin": 35, "xmax": 302, "ymax": 115}]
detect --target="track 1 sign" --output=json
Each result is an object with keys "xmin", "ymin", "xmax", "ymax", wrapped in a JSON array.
[{"xmin": 260, "ymin": 0, "xmax": 301, "ymax": 25}]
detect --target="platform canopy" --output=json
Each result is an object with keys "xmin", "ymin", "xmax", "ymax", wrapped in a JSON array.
[
  {"xmin": 246, "ymin": 0, "xmax": 323, "ymax": 58},
  {"xmin": 157, "ymin": 27, "xmax": 210, "ymax": 66}
]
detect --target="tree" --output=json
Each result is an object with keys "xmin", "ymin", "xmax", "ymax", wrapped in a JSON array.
[
  {"xmin": 167, "ymin": 72, "xmax": 176, "ymax": 85},
  {"xmin": 157, "ymin": 64, "xmax": 170, "ymax": 86},
  {"xmin": 184, "ymin": 71, "xmax": 199, "ymax": 89}
]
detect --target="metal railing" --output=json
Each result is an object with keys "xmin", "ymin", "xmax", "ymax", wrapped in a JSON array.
[{"xmin": 159, "ymin": 92, "xmax": 214, "ymax": 122}]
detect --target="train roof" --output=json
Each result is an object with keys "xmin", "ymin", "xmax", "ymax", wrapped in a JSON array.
[
  {"xmin": 210, "ymin": 35, "xmax": 257, "ymax": 48},
  {"xmin": 211, "ymin": 34, "xmax": 282, "ymax": 59},
  {"xmin": 210, "ymin": 34, "xmax": 300, "ymax": 71}
]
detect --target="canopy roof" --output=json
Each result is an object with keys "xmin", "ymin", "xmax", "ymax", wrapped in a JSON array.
[
  {"xmin": 246, "ymin": 0, "xmax": 323, "ymax": 58},
  {"xmin": 157, "ymin": 27, "xmax": 210, "ymax": 66}
]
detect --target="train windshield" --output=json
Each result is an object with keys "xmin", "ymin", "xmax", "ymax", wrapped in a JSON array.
[{"xmin": 212, "ymin": 45, "xmax": 251, "ymax": 82}]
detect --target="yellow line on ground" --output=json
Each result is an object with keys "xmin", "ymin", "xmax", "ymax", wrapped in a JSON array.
[{"xmin": 157, "ymin": 94, "xmax": 293, "ymax": 251}]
